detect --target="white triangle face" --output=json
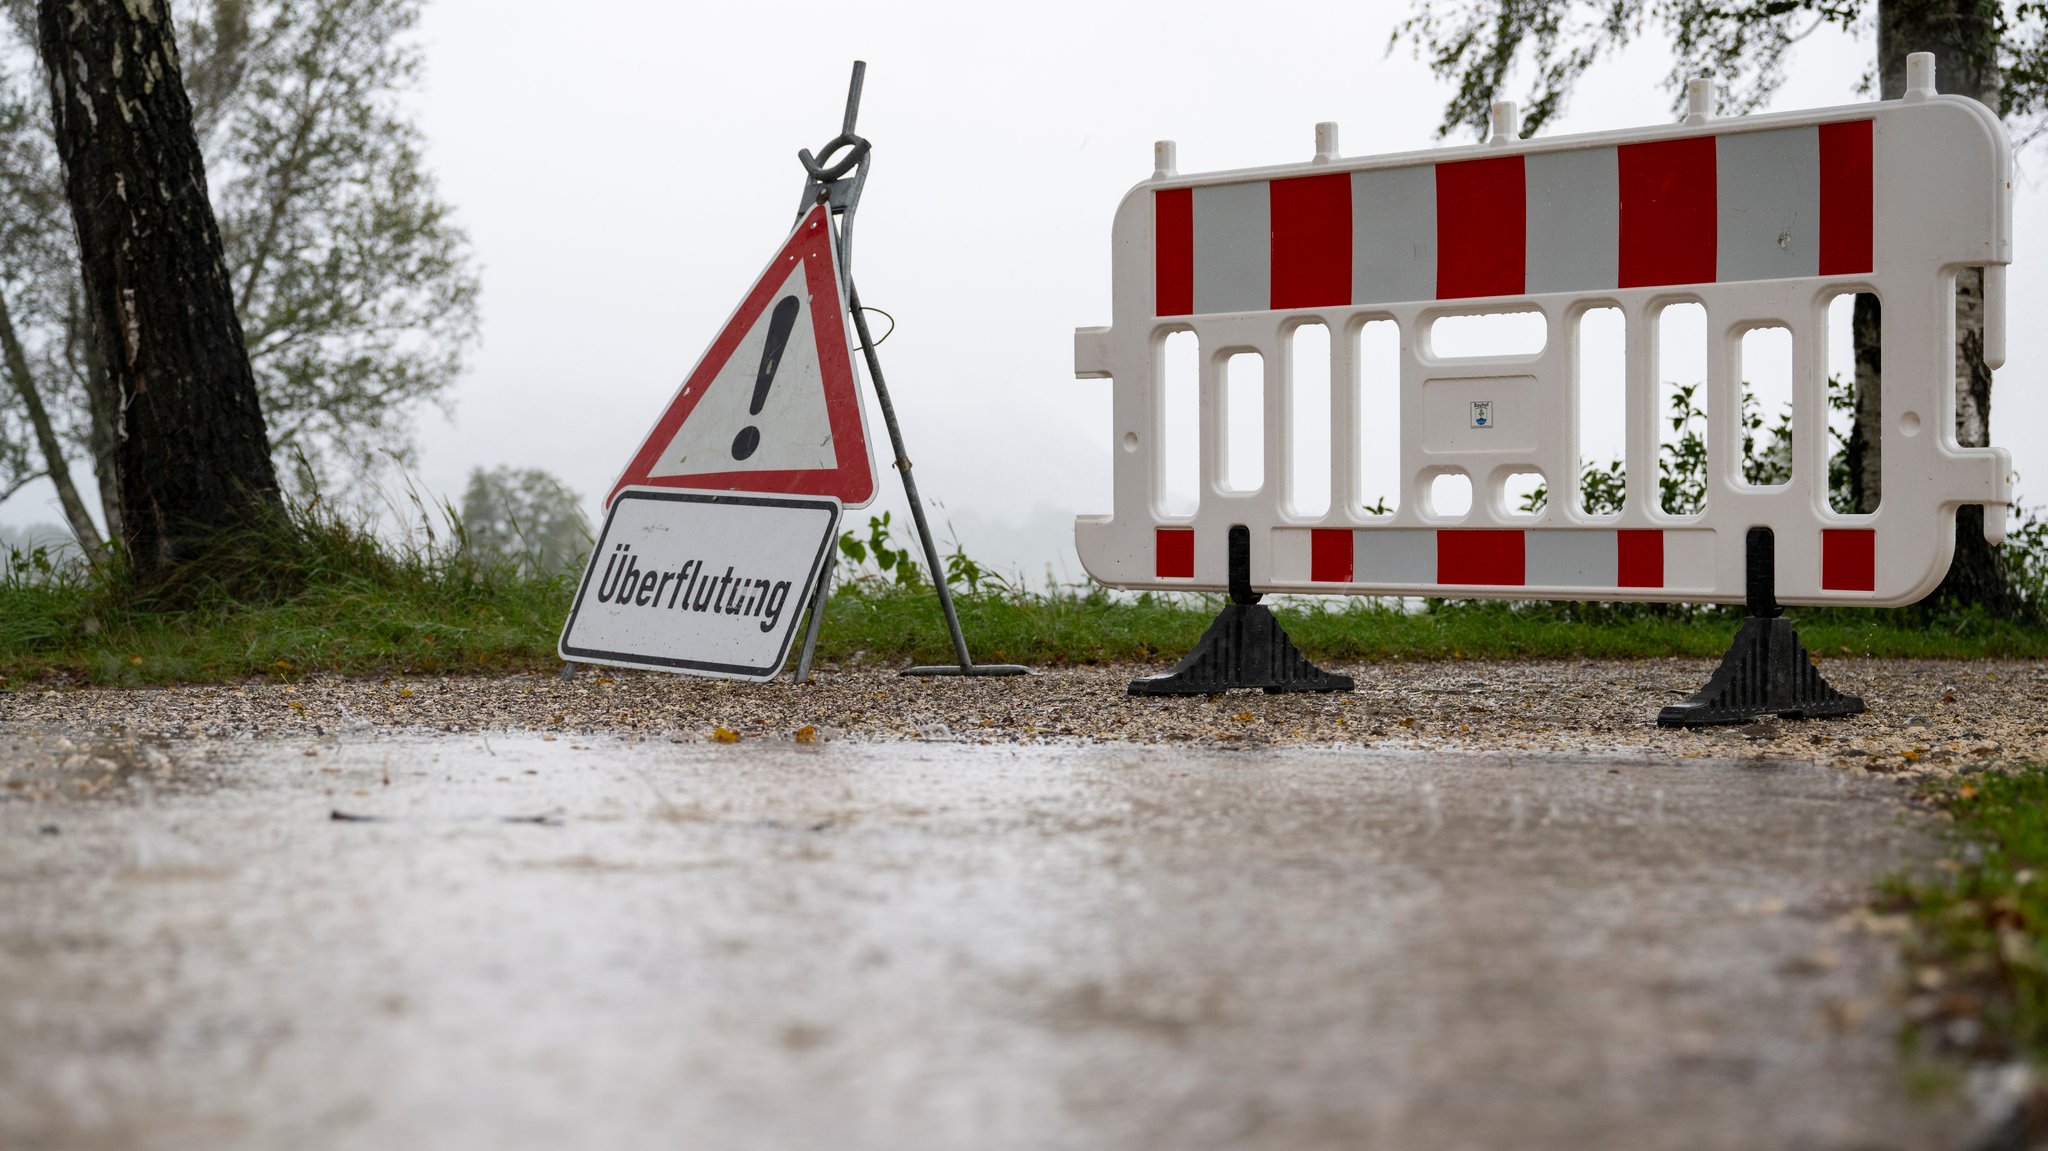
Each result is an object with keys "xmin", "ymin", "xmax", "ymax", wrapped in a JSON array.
[{"xmin": 647, "ymin": 260, "xmax": 838, "ymax": 478}]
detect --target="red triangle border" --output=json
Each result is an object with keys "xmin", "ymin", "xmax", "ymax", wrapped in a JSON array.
[{"xmin": 607, "ymin": 204, "xmax": 874, "ymax": 508}]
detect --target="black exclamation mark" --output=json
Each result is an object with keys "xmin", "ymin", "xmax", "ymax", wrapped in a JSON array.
[{"xmin": 731, "ymin": 295, "xmax": 802, "ymax": 461}]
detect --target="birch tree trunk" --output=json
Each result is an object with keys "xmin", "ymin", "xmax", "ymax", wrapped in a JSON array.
[
  {"xmin": 1869, "ymin": 0, "xmax": 2020, "ymax": 614},
  {"xmin": 37, "ymin": 0, "xmax": 281, "ymax": 588}
]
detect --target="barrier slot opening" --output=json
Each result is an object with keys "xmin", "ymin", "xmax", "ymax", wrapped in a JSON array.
[
  {"xmin": 1575, "ymin": 307, "xmax": 1627, "ymax": 516},
  {"xmin": 1657, "ymin": 302, "xmax": 1708, "ymax": 515},
  {"xmin": 1288, "ymin": 323, "xmax": 1332, "ymax": 518},
  {"xmin": 1160, "ymin": 330, "xmax": 1199, "ymax": 517},
  {"xmin": 1739, "ymin": 326, "xmax": 1794, "ymax": 487},
  {"xmin": 1222, "ymin": 351, "xmax": 1264, "ymax": 493},
  {"xmin": 1503, "ymin": 469, "xmax": 1546, "ymax": 518},
  {"xmin": 1356, "ymin": 319, "xmax": 1401, "ymax": 515},
  {"xmin": 1428, "ymin": 309, "xmax": 1547, "ymax": 359},
  {"xmin": 1827, "ymin": 292, "xmax": 1881, "ymax": 513},
  {"xmin": 1429, "ymin": 471, "xmax": 1473, "ymax": 518}
]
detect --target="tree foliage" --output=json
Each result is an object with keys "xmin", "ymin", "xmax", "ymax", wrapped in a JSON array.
[
  {"xmin": 213, "ymin": 0, "xmax": 478, "ymax": 487},
  {"xmin": 1393, "ymin": 1, "xmax": 2048, "ymax": 141},
  {"xmin": 0, "ymin": 0, "xmax": 477, "ymax": 546},
  {"xmin": 458, "ymin": 467, "xmax": 591, "ymax": 578}
]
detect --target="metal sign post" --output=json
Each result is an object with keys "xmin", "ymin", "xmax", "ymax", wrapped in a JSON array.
[{"xmin": 789, "ymin": 62, "xmax": 1028, "ymax": 680}]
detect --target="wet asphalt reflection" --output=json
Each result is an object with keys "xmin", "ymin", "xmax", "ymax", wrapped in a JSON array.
[{"xmin": 1, "ymin": 737, "xmax": 1957, "ymax": 1150}]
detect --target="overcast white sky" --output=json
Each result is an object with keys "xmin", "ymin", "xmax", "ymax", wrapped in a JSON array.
[{"xmin": 7, "ymin": 1, "xmax": 2043, "ymax": 586}]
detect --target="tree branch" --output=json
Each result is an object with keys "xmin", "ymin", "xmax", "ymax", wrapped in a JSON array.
[{"xmin": 0, "ymin": 279, "xmax": 104, "ymax": 555}]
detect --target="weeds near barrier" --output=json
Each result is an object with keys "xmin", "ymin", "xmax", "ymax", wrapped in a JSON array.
[{"xmin": 836, "ymin": 512, "xmax": 922, "ymax": 589}]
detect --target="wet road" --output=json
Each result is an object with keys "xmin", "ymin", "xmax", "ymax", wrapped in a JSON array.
[{"xmin": 1, "ymin": 737, "xmax": 1961, "ymax": 1149}]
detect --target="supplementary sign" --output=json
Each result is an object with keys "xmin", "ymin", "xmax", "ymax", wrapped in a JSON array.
[
  {"xmin": 559, "ymin": 488, "xmax": 841, "ymax": 681},
  {"xmin": 608, "ymin": 203, "xmax": 875, "ymax": 508}
]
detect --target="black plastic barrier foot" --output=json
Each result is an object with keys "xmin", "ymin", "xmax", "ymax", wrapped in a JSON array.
[
  {"xmin": 1128, "ymin": 525, "xmax": 1354, "ymax": 697},
  {"xmin": 1656, "ymin": 615, "xmax": 1865, "ymax": 726},
  {"xmin": 1657, "ymin": 526, "xmax": 1865, "ymax": 727},
  {"xmin": 1128, "ymin": 601, "xmax": 1354, "ymax": 696}
]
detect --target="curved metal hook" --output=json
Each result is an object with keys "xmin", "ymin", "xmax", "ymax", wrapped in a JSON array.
[{"xmin": 799, "ymin": 132, "xmax": 871, "ymax": 183}]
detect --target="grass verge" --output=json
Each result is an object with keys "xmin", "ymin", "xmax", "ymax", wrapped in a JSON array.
[
  {"xmin": 2, "ymin": 500, "xmax": 2044, "ymax": 688},
  {"xmin": 1884, "ymin": 764, "xmax": 2048, "ymax": 1066},
  {"xmin": 835, "ymin": 586, "xmax": 2048, "ymax": 668},
  {"xmin": 0, "ymin": 512, "xmax": 570, "ymax": 687},
  {"xmin": 3, "ymin": 549, "xmax": 2046, "ymax": 689}
]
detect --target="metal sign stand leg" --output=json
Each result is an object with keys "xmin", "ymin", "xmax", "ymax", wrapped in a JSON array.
[
  {"xmin": 786, "ymin": 61, "xmax": 1027, "ymax": 681},
  {"xmin": 790, "ymin": 560, "xmax": 833, "ymax": 683}
]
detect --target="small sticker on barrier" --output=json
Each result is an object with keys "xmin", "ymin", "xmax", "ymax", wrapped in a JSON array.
[{"xmin": 1470, "ymin": 401, "xmax": 1493, "ymax": 428}]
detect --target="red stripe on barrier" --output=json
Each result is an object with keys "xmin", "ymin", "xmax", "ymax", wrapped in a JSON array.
[
  {"xmin": 1618, "ymin": 137, "xmax": 1716, "ymax": 287},
  {"xmin": 1270, "ymin": 174, "xmax": 1352, "ymax": 310},
  {"xmin": 1155, "ymin": 188, "xmax": 1194, "ymax": 317},
  {"xmin": 1310, "ymin": 528, "xmax": 1353, "ymax": 583},
  {"xmin": 1156, "ymin": 527, "xmax": 1195, "ymax": 579},
  {"xmin": 1818, "ymin": 120, "xmax": 1874, "ymax": 275},
  {"xmin": 1435, "ymin": 156, "xmax": 1526, "ymax": 299},
  {"xmin": 1617, "ymin": 529, "xmax": 1664, "ymax": 588},
  {"xmin": 1821, "ymin": 529, "xmax": 1876, "ymax": 591},
  {"xmin": 1437, "ymin": 530, "xmax": 1526, "ymax": 586}
]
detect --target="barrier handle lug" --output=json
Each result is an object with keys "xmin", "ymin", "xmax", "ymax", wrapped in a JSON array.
[
  {"xmin": 1745, "ymin": 526, "xmax": 1782, "ymax": 619},
  {"xmin": 1228, "ymin": 524, "xmax": 1260, "ymax": 605}
]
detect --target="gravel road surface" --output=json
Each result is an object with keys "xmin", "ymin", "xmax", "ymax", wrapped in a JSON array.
[{"xmin": 4, "ymin": 656, "xmax": 2041, "ymax": 776}]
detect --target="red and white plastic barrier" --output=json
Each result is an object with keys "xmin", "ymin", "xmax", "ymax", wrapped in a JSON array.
[{"xmin": 1075, "ymin": 65, "xmax": 2014, "ymax": 607}]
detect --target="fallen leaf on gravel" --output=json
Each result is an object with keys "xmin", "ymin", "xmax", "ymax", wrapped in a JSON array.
[
  {"xmin": 794, "ymin": 725, "xmax": 818, "ymax": 744},
  {"xmin": 1823, "ymin": 999, "xmax": 1869, "ymax": 1031},
  {"xmin": 1781, "ymin": 949, "xmax": 1840, "ymax": 976},
  {"xmin": 709, "ymin": 727, "xmax": 740, "ymax": 744},
  {"xmin": 1233, "ymin": 711, "xmax": 1255, "ymax": 723}
]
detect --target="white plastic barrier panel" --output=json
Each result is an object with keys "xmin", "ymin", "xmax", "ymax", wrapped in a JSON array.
[{"xmin": 1074, "ymin": 78, "xmax": 2013, "ymax": 607}]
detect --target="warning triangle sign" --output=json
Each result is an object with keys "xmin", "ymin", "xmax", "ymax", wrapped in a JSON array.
[{"xmin": 608, "ymin": 204, "xmax": 875, "ymax": 508}]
